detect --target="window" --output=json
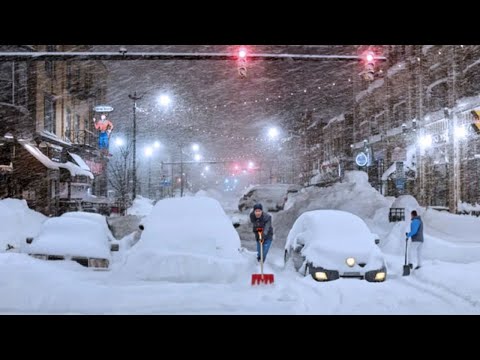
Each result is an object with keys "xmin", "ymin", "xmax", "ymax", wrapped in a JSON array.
[
  {"xmin": 14, "ymin": 62, "xmax": 28, "ymax": 107},
  {"xmin": 45, "ymin": 45, "xmax": 56, "ymax": 79},
  {"xmin": 75, "ymin": 114, "xmax": 80, "ymax": 131},
  {"xmin": 393, "ymin": 101, "xmax": 407, "ymax": 128},
  {"xmin": 66, "ymin": 62, "xmax": 72, "ymax": 89},
  {"xmin": 44, "ymin": 94, "xmax": 56, "ymax": 133},
  {"xmin": 428, "ymin": 81, "xmax": 448, "ymax": 112},
  {"xmin": 65, "ymin": 107, "xmax": 71, "ymax": 138},
  {"xmin": 0, "ymin": 62, "xmax": 13, "ymax": 104}
]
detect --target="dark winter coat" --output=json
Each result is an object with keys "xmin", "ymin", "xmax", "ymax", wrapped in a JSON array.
[
  {"xmin": 250, "ymin": 211, "xmax": 273, "ymax": 241},
  {"xmin": 407, "ymin": 216, "xmax": 424, "ymax": 242}
]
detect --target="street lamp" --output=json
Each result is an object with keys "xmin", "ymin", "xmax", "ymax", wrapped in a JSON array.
[
  {"xmin": 128, "ymin": 91, "xmax": 144, "ymax": 201},
  {"xmin": 268, "ymin": 127, "xmax": 280, "ymax": 140},
  {"xmin": 159, "ymin": 94, "xmax": 172, "ymax": 107}
]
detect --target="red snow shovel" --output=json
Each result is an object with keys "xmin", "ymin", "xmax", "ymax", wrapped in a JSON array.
[{"xmin": 251, "ymin": 228, "xmax": 275, "ymax": 285}]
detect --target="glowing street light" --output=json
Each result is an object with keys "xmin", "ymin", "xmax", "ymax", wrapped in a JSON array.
[
  {"xmin": 268, "ymin": 127, "xmax": 279, "ymax": 140},
  {"xmin": 419, "ymin": 134, "xmax": 432, "ymax": 149},
  {"xmin": 115, "ymin": 137, "xmax": 125, "ymax": 147},
  {"xmin": 154, "ymin": 141, "xmax": 161, "ymax": 149},
  {"xmin": 159, "ymin": 95, "xmax": 172, "ymax": 107},
  {"xmin": 454, "ymin": 126, "xmax": 467, "ymax": 140},
  {"xmin": 194, "ymin": 153, "xmax": 202, "ymax": 161},
  {"xmin": 144, "ymin": 146, "xmax": 153, "ymax": 157},
  {"xmin": 191, "ymin": 143, "xmax": 200, "ymax": 152}
]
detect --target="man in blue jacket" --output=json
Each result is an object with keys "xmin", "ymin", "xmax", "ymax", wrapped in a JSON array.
[
  {"xmin": 406, "ymin": 210, "xmax": 424, "ymax": 270},
  {"xmin": 250, "ymin": 203, "xmax": 273, "ymax": 263}
]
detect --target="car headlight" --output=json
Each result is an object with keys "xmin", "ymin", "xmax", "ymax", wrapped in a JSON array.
[
  {"xmin": 314, "ymin": 272, "xmax": 328, "ymax": 281},
  {"xmin": 374, "ymin": 272, "xmax": 386, "ymax": 281},
  {"xmin": 346, "ymin": 257, "xmax": 356, "ymax": 267}
]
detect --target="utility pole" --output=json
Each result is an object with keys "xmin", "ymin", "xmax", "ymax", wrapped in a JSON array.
[{"xmin": 128, "ymin": 91, "xmax": 143, "ymax": 200}]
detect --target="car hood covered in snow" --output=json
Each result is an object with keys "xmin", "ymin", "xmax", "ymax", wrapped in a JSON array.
[{"xmin": 286, "ymin": 210, "xmax": 385, "ymax": 270}]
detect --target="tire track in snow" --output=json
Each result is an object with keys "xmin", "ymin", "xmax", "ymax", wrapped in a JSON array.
[{"xmin": 398, "ymin": 274, "xmax": 479, "ymax": 311}]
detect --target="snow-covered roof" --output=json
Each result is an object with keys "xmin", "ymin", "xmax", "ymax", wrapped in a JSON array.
[
  {"xmin": 40, "ymin": 130, "xmax": 72, "ymax": 147},
  {"xmin": 27, "ymin": 217, "xmax": 111, "ymax": 259},
  {"xmin": 387, "ymin": 61, "xmax": 407, "ymax": 78},
  {"xmin": 69, "ymin": 153, "xmax": 91, "ymax": 171},
  {"xmin": 323, "ymin": 113, "xmax": 345, "ymax": 129},
  {"xmin": 355, "ymin": 79, "xmax": 384, "ymax": 102},
  {"xmin": 20, "ymin": 142, "xmax": 94, "ymax": 180}
]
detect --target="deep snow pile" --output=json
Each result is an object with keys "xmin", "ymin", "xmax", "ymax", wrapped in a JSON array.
[
  {"xmin": 274, "ymin": 171, "xmax": 392, "ymax": 248},
  {"xmin": 118, "ymin": 197, "xmax": 249, "ymax": 283},
  {"xmin": 126, "ymin": 196, "xmax": 154, "ymax": 216},
  {"xmin": 0, "ymin": 199, "xmax": 47, "ymax": 252}
]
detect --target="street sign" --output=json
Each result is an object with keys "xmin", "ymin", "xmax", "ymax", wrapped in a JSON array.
[
  {"xmin": 160, "ymin": 179, "xmax": 172, "ymax": 187},
  {"xmin": 395, "ymin": 178, "xmax": 405, "ymax": 190},
  {"xmin": 355, "ymin": 152, "xmax": 368, "ymax": 167},
  {"xmin": 94, "ymin": 105, "xmax": 114, "ymax": 113}
]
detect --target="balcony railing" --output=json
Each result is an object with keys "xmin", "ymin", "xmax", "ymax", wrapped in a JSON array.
[{"xmin": 65, "ymin": 129, "xmax": 98, "ymax": 149}]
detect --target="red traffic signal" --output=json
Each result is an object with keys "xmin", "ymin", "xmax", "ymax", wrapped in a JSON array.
[
  {"xmin": 239, "ymin": 48, "xmax": 247, "ymax": 59},
  {"xmin": 366, "ymin": 52, "xmax": 374, "ymax": 63}
]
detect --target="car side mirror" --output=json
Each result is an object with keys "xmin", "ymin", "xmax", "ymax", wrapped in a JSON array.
[
  {"xmin": 26, "ymin": 237, "xmax": 33, "ymax": 244},
  {"xmin": 110, "ymin": 244, "xmax": 120, "ymax": 252},
  {"xmin": 375, "ymin": 239, "xmax": 380, "ymax": 245},
  {"xmin": 233, "ymin": 223, "xmax": 240, "ymax": 229},
  {"xmin": 139, "ymin": 224, "xmax": 144, "ymax": 231}
]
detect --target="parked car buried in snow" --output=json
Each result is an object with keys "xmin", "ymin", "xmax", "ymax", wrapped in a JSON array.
[
  {"xmin": 284, "ymin": 210, "xmax": 387, "ymax": 282},
  {"xmin": 121, "ymin": 196, "xmax": 249, "ymax": 283},
  {"xmin": 238, "ymin": 184, "xmax": 302, "ymax": 212},
  {"xmin": 25, "ymin": 217, "xmax": 119, "ymax": 269}
]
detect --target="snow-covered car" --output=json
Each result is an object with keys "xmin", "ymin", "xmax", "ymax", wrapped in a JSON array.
[
  {"xmin": 61, "ymin": 211, "xmax": 116, "ymax": 241},
  {"xmin": 238, "ymin": 184, "xmax": 302, "ymax": 212},
  {"xmin": 121, "ymin": 196, "xmax": 249, "ymax": 283},
  {"xmin": 284, "ymin": 210, "xmax": 387, "ymax": 282},
  {"xmin": 25, "ymin": 217, "xmax": 118, "ymax": 269}
]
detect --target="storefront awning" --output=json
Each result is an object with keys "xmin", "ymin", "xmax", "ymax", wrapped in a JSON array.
[
  {"xmin": 69, "ymin": 152, "xmax": 91, "ymax": 172},
  {"xmin": 20, "ymin": 141, "xmax": 94, "ymax": 179}
]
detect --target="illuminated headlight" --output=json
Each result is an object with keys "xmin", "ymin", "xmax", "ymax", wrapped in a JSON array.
[
  {"xmin": 374, "ymin": 272, "xmax": 386, "ymax": 281},
  {"xmin": 88, "ymin": 258, "xmax": 109, "ymax": 269},
  {"xmin": 314, "ymin": 272, "xmax": 328, "ymax": 281},
  {"xmin": 346, "ymin": 257, "xmax": 356, "ymax": 267}
]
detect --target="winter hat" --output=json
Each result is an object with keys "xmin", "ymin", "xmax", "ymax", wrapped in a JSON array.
[{"xmin": 253, "ymin": 203, "xmax": 263, "ymax": 211}]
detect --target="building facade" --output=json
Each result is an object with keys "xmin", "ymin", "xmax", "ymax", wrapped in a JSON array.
[{"xmin": 0, "ymin": 45, "xmax": 109, "ymax": 215}]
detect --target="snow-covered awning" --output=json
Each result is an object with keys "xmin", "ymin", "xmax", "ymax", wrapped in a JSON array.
[
  {"xmin": 20, "ymin": 141, "xmax": 94, "ymax": 180},
  {"xmin": 69, "ymin": 152, "xmax": 91, "ymax": 172}
]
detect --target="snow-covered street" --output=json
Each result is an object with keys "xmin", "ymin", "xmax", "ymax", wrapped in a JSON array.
[
  {"xmin": 1, "ymin": 174, "xmax": 480, "ymax": 315},
  {"xmin": 1, "ymin": 248, "xmax": 479, "ymax": 314}
]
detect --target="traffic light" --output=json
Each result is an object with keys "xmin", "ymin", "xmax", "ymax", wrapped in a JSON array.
[
  {"xmin": 237, "ymin": 47, "xmax": 248, "ymax": 79},
  {"xmin": 360, "ymin": 50, "xmax": 376, "ymax": 81}
]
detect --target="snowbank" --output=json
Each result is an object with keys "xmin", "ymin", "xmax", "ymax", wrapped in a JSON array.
[
  {"xmin": 238, "ymin": 184, "xmax": 301, "ymax": 212},
  {"xmin": 274, "ymin": 171, "xmax": 391, "ymax": 248},
  {"xmin": 126, "ymin": 196, "xmax": 154, "ymax": 216},
  {"xmin": 0, "ymin": 199, "xmax": 47, "ymax": 252},
  {"xmin": 391, "ymin": 195, "xmax": 422, "ymax": 216},
  {"xmin": 120, "ymin": 197, "xmax": 249, "ymax": 283}
]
